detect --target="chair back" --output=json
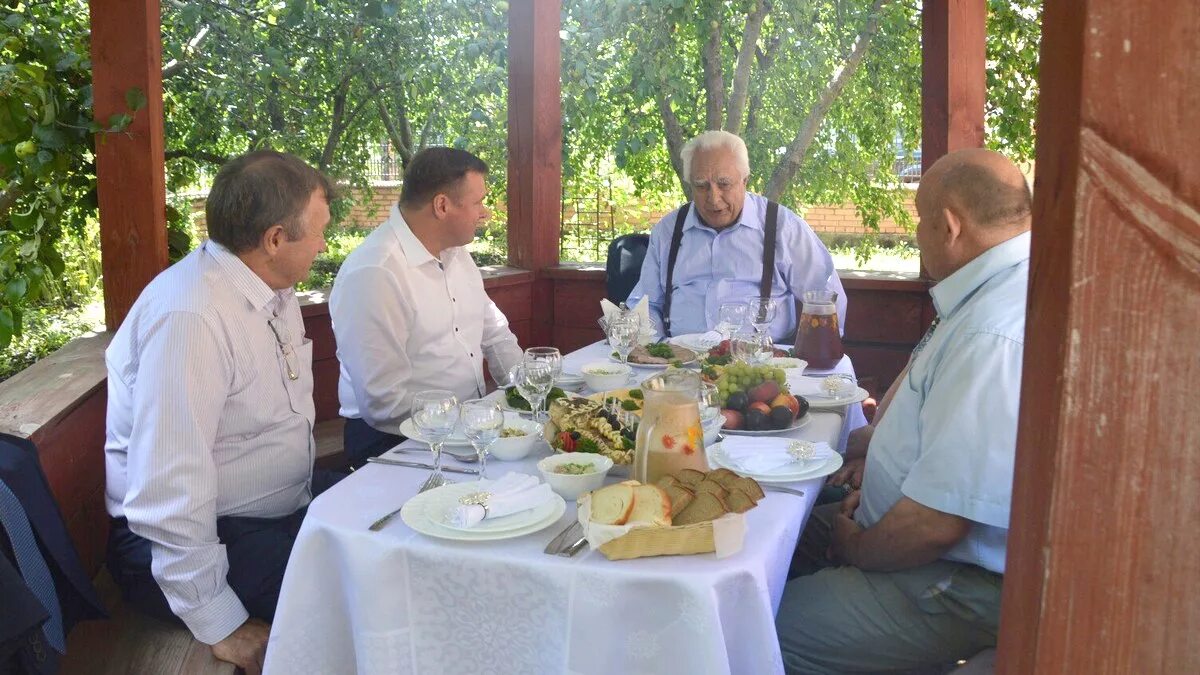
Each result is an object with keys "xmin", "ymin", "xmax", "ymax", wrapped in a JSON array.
[{"xmin": 605, "ymin": 233, "xmax": 650, "ymax": 303}]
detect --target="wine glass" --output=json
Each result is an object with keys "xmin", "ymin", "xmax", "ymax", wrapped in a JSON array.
[
  {"xmin": 715, "ymin": 302, "xmax": 749, "ymax": 343},
  {"xmin": 410, "ymin": 390, "xmax": 460, "ymax": 485},
  {"xmin": 511, "ymin": 361, "xmax": 555, "ymax": 423},
  {"xmin": 698, "ymin": 382, "xmax": 721, "ymax": 424},
  {"xmin": 461, "ymin": 398, "xmax": 504, "ymax": 480},
  {"xmin": 732, "ymin": 331, "xmax": 773, "ymax": 365},
  {"xmin": 607, "ymin": 316, "xmax": 639, "ymax": 365},
  {"xmin": 746, "ymin": 297, "xmax": 778, "ymax": 335},
  {"xmin": 524, "ymin": 347, "xmax": 562, "ymax": 384}
]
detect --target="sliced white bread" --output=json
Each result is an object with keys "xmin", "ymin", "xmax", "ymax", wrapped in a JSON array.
[
  {"xmin": 627, "ymin": 484, "xmax": 672, "ymax": 527},
  {"xmin": 590, "ymin": 483, "xmax": 636, "ymax": 525}
]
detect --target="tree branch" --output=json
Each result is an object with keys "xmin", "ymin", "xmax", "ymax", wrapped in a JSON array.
[
  {"xmin": 746, "ymin": 33, "xmax": 783, "ymax": 137},
  {"xmin": 656, "ymin": 94, "xmax": 690, "ymax": 198},
  {"xmin": 764, "ymin": 0, "xmax": 890, "ymax": 200},
  {"xmin": 701, "ymin": 11, "xmax": 725, "ymax": 130},
  {"xmin": 724, "ymin": 0, "xmax": 770, "ymax": 135},
  {"xmin": 164, "ymin": 149, "xmax": 229, "ymax": 164},
  {"xmin": 0, "ymin": 183, "xmax": 25, "ymax": 226},
  {"xmin": 162, "ymin": 25, "xmax": 210, "ymax": 79}
]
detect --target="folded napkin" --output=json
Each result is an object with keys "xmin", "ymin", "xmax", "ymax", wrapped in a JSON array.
[
  {"xmin": 446, "ymin": 472, "xmax": 554, "ymax": 528},
  {"xmin": 600, "ymin": 297, "xmax": 657, "ymax": 343},
  {"xmin": 787, "ymin": 374, "xmax": 857, "ymax": 398},
  {"xmin": 720, "ymin": 436, "xmax": 835, "ymax": 474}
]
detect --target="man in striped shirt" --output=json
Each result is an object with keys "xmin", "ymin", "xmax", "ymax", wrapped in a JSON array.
[{"xmin": 104, "ymin": 151, "xmax": 340, "ymax": 674}]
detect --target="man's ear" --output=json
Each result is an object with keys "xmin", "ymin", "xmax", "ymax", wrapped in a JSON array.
[
  {"xmin": 431, "ymin": 193, "xmax": 450, "ymax": 219},
  {"xmin": 942, "ymin": 206, "xmax": 964, "ymax": 245},
  {"xmin": 262, "ymin": 224, "xmax": 287, "ymax": 255}
]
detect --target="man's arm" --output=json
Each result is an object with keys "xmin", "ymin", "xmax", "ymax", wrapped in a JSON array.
[
  {"xmin": 329, "ymin": 265, "xmax": 414, "ymax": 431},
  {"xmin": 830, "ymin": 496, "xmax": 970, "ymax": 572},
  {"xmin": 121, "ymin": 312, "xmax": 250, "ymax": 645},
  {"xmin": 480, "ymin": 296, "xmax": 523, "ymax": 386}
]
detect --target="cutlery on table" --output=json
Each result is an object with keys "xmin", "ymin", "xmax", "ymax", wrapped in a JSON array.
[
  {"xmin": 390, "ymin": 446, "xmax": 479, "ymax": 463},
  {"xmin": 762, "ymin": 485, "xmax": 806, "ymax": 497},
  {"xmin": 368, "ymin": 466, "xmax": 451, "ymax": 532},
  {"xmin": 557, "ymin": 534, "xmax": 589, "ymax": 558},
  {"xmin": 367, "ymin": 457, "xmax": 480, "ymax": 475},
  {"xmin": 544, "ymin": 521, "xmax": 582, "ymax": 555}
]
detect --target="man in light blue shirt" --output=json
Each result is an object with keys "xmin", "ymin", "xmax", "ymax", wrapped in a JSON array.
[
  {"xmin": 626, "ymin": 131, "xmax": 845, "ymax": 341},
  {"xmin": 776, "ymin": 149, "xmax": 1032, "ymax": 674}
]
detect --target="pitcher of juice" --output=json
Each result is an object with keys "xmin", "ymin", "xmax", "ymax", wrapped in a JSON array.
[
  {"xmin": 633, "ymin": 370, "xmax": 708, "ymax": 484},
  {"xmin": 795, "ymin": 290, "xmax": 844, "ymax": 370}
]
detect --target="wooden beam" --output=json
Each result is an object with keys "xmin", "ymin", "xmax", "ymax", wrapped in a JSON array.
[
  {"xmin": 997, "ymin": 0, "xmax": 1200, "ymax": 672},
  {"xmin": 89, "ymin": 0, "xmax": 168, "ymax": 331},
  {"xmin": 921, "ymin": 0, "xmax": 987, "ymax": 170},
  {"xmin": 507, "ymin": 0, "xmax": 562, "ymax": 345}
]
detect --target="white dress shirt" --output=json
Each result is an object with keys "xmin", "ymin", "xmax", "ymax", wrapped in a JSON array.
[
  {"xmin": 856, "ymin": 231, "xmax": 1030, "ymax": 574},
  {"xmin": 105, "ymin": 241, "xmax": 316, "ymax": 644},
  {"xmin": 330, "ymin": 206, "xmax": 523, "ymax": 432}
]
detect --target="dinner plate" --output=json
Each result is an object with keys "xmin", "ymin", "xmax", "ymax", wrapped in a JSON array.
[
  {"xmin": 422, "ymin": 481, "xmax": 563, "ymax": 534},
  {"xmin": 721, "ymin": 413, "xmax": 812, "ymax": 436},
  {"xmin": 494, "ymin": 389, "xmax": 584, "ymax": 413},
  {"xmin": 670, "ymin": 333, "xmax": 721, "ymax": 352},
  {"xmin": 611, "ymin": 354, "xmax": 700, "ymax": 370},
  {"xmin": 400, "ymin": 482, "xmax": 566, "ymax": 542},
  {"xmin": 705, "ymin": 441, "xmax": 843, "ymax": 483},
  {"xmin": 786, "ymin": 375, "xmax": 870, "ymax": 409},
  {"xmin": 398, "ymin": 418, "xmax": 472, "ymax": 446}
]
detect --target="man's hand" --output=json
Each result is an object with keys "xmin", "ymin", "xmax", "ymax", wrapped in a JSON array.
[
  {"xmin": 827, "ymin": 508, "xmax": 865, "ymax": 566},
  {"xmin": 211, "ymin": 618, "xmax": 270, "ymax": 674},
  {"xmin": 844, "ymin": 425, "xmax": 874, "ymax": 459},
  {"xmin": 827, "ymin": 457, "xmax": 866, "ymax": 489},
  {"xmin": 839, "ymin": 489, "xmax": 862, "ymax": 518}
]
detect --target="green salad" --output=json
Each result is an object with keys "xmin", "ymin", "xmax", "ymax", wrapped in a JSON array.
[{"xmin": 504, "ymin": 386, "xmax": 567, "ymax": 411}]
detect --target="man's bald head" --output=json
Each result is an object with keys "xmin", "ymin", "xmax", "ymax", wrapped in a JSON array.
[{"xmin": 916, "ymin": 149, "xmax": 1031, "ymax": 280}]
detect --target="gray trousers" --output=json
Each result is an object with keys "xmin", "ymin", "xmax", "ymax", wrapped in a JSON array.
[{"xmin": 776, "ymin": 503, "xmax": 1003, "ymax": 674}]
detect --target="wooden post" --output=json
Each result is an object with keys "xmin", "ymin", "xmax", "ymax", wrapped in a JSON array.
[
  {"xmin": 921, "ymin": 0, "xmax": 986, "ymax": 170},
  {"xmin": 89, "ymin": 0, "xmax": 168, "ymax": 331},
  {"xmin": 997, "ymin": 0, "xmax": 1200, "ymax": 671},
  {"xmin": 507, "ymin": 0, "xmax": 562, "ymax": 345}
]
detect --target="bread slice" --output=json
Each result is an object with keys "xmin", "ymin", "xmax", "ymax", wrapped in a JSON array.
[
  {"xmin": 693, "ymin": 479, "xmax": 729, "ymax": 501},
  {"xmin": 732, "ymin": 476, "xmax": 764, "ymax": 502},
  {"xmin": 725, "ymin": 488, "xmax": 758, "ymax": 514},
  {"xmin": 706, "ymin": 468, "xmax": 741, "ymax": 489},
  {"xmin": 656, "ymin": 475, "xmax": 683, "ymax": 491},
  {"xmin": 590, "ymin": 483, "xmax": 636, "ymax": 525},
  {"xmin": 676, "ymin": 468, "xmax": 706, "ymax": 487},
  {"xmin": 627, "ymin": 484, "xmax": 672, "ymax": 527},
  {"xmin": 663, "ymin": 484, "xmax": 695, "ymax": 518},
  {"xmin": 672, "ymin": 492, "xmax": 730, "ymax": 526}
]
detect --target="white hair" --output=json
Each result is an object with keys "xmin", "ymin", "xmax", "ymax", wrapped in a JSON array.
[{"xmin": 680, "ymin": 130, "xmax": 751, "ymax": 183}]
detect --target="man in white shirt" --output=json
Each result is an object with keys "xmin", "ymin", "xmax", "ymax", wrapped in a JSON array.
[
  {"xmin": 776, "ymin": 149, "xmax": 1032, "ymax": 673},
  {"xmin": 105, "ymin": 151, "xmax": 339, "ymax": 674},
  {"xmin": 330, "ymin": 147, "xmax": 523, "ymax": 467}
]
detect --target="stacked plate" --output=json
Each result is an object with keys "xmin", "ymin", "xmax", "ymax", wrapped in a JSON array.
[
  {"xmin": 786, "ymin": 375, "xmax": 870, "ymax": 409},
  {"xmin": 399, "ymin": 481, "xmax": 566, "ymax": 542},
  {"xmin": 705, "ymin": 440, "xmax": 843, "ymax": 484}
]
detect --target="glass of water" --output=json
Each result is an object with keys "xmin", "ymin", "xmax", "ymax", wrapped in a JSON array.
[
  {"xmin": 607, "ymin": 316, "xmax": 639, "ymax": 365},
  {"xmin": 746, "ymin": 297, "xmax": 778, "ymax": 335},
  {"xmin": 410, "ymin": 390, "xmax": 460, "ymax": 482},
  {"xmin": 524, "ymin": 346, "xmax": 562, "ymax": 383},
  {"xmin": 511, "ymin": 360, "xmax": 555, "ymax": 423},
  {"xmin": 715, "ymin": 302, "xmax": 749, "ymax": 343},
  {"xmin": 461, "ymin": 398, "xmax": 504, "ymax": 480}
]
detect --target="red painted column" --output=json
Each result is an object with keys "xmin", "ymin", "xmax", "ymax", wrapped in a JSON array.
[
  {"xmin": 921, "ymin": 0, "xmax": 987, "ymax": 169},
  {"xmin": 89, "ymin": 0, "xmax": 168, "ymax": 330},
  {"xmin": 507, "ymin": 0, "xmax": 562, "ymax": 346}
]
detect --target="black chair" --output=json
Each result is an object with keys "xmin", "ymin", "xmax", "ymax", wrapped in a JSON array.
[{"xmin": 605, "ymin": 233, "xmax": 650, "ymax": 303}]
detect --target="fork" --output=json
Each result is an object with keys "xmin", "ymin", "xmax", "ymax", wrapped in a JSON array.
[{"xmin": 368, "ymin": 471, "xmax": 448, "ymax": 531}]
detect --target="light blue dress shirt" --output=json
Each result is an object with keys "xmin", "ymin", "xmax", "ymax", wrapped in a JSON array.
[
  {"xmin": 626, "ymin": 193, "xmax": 846, "ymax": 341},
  {"xmin": 855, "ymin": 230, "xmax": 1031, "ymax": 574}
]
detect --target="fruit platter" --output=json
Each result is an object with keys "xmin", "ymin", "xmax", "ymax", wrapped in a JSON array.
[{"xmin": 711, "ymin": 363, "xmax": 811, "ymax": 434}]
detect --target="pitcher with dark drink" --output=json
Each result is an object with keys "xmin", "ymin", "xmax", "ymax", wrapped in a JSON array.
[{"xmin": 795, "ymin": 290, "xmax": 844, "ymax": 370}]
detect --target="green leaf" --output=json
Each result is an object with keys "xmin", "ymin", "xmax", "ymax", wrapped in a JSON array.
[
  {"xmin": 107, "ymin": 113, "xmax": 133, "ymax": 131},
  {"xmin": 0, "ymin": 307, "xmax": 13, "ymax": 349},
  {"xmin": 5, "ymin": 277, "xmax": 27, "ymax": 304},
  {"xmin": 125, "ymin": 87, "xmax": 147, "ymax": 112}
]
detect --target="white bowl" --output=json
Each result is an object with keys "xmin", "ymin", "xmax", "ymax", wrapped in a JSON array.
[
  {"xmin": 580, "ymin": 361, "xmax": 632, "ymax": 392},
  {"xmin": 489, "ymin": 414, "xmax": 544, "ymax": 461},
  {"xmin": 702, "ymin": 415, "xmax": 725, "ymax": 445},
  {"xmin": 769, "ymin": 357, "xmax": 808, "ymax": 370},
  {"xmin": 537, "ymin": 453, "xmax": 613, "ymax": 500}
]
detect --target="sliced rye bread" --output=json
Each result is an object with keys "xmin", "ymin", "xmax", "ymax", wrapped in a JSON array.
[
  {"xmin": 627, "ymin": 484, "xmax": 672, "ymax": 527},
  {"xmin": 656, "ymin": 475, "xmax": 683, "ymax": 491},
  {"xmin": 693, "ymin": 478, "xmax": 729, "ymax": 501},
  {"xmin": 672, "ymin": 491, "xmax": 730, "ymax": 526},
  {"xmin": 663, "ymin": 484, "xmax": 695, "ymax": 518},
  {"xmin": 590, "ymin": 483, "xmax": 636, "ymax": 525},
  {"xmin": 676, "ymin": 468, "xmax": 706, "ymax": 487},
  {"xmin": 706, "ymin": 468, "xmax": 742, "ymax": 489},
  {"xmin": 733, "ymin": 476, "xmax": 765, "ymax": 502},
  {"xmin": 725, "ymin": 488, "xmax": 758, "ymax": 514}
]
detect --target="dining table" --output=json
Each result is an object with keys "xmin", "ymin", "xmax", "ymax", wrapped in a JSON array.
[{"xmin": 263, "ymin": 342, "xmax": 869, "ymax": 675}]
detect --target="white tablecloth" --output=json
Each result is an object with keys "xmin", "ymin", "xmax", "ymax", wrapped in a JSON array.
[{"xmin": 264, "ymin": 345, "xmax": 868, "ymax": 675}]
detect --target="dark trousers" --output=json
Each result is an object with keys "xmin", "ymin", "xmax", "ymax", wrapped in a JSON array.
[
  {"xmin": 106, "ymin": 470, "xmax": 346, "ymax": 628},
  {"xmin": 343, "ymin": 417, "xmax": 404, "ymax": 470}
]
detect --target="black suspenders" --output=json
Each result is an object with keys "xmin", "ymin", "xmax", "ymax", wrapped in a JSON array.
[{"xmin": 661, "ymin": 201, "xmax": 779, "ymax": 337}]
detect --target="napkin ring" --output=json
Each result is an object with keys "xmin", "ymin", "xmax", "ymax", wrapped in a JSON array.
[
  {"xmin": 460, "ymin": 491, "xmax": 492, "ymax": 514},
  {"xmin": 787, "ymin": 441, "xmax": 816, "ymax": 461}
]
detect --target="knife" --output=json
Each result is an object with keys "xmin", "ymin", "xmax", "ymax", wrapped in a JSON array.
[{"xmin": 366, "ymin": 457, "xmax": 480, "ymax": 475}]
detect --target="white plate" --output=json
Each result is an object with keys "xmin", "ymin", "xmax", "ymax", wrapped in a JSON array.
[
  {"xmin": 706, "ymin": 441, "xmax": 844, "ymax": 484},
  {"xmin": 722, "ymin": 412, "xmax": 812, "ymax": 436},
  {"xmin": 670, "ymin": 333, "xmax": 721, "ymax": 352},
  {"xmin": 423, "ymin": 482, "xmax": 563, "ymax": 534},
  {"xmin": 398, "ymin": 418, "xmax": 472, "ymax": 446},
  {"xmin": 400, "ymin": 482, "xmax": 566, "ymax": 542},
  {"xmin": 611, "ymin": 354, "xmax": 699, "ymax": 370},
  {"xmin": 802, "ymin": 387, "xmax": 869, "ymax": 409}
]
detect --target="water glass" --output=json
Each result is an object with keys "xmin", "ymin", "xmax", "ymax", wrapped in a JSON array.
[
  {"xmin": 715, "ymin": 302, "xmax": 749, "ymax": 342},
  {"xmin": 511, "ymin": 361, "xmax": 555, "ymax": 423},
  {"xmin": 411, "ymin": 390, "xmax": 460, "ymax": 481},
  {"xmin": 746, "ymin": 297, "xmax": 778, "ymax": 334},
  {"xmin": 699, "ymin": 382, "xmax": 721, "ymax": 424},
  {"xmin": 461, "ymin": 398, "xmax": 504, "ymax": 480},
  {"xmin": 732, "ymin": 331, "xmax": 773, "ymax": 365},
  {"xmin": 607, "ymin": 317, "xmax": 639, "ymax": 365},
  {"xmin": 524, "ymin": 347, "xmax": 562, "ymax": 382}
]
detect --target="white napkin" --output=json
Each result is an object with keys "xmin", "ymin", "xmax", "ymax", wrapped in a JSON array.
[
  {"xmin": 446, "ymin": 472, "xmax": 554, "ymax": 528},
  {"xmin": 786, "ymin": 375, "xmax": 857, "ymax": 399},
  {"xmin": 720, "ymin": 436, "xmax": 834, "ymax": 474},
  {"xmin": 600, "ymin": 297, "xmax": 657, "ymax": 343}
]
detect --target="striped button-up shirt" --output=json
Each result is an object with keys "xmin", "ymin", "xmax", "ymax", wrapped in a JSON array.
[{"xmin": 105, "ymin": 240, "xmax": 315, "ymax": 644}]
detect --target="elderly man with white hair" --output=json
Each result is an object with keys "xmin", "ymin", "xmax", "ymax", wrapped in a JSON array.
[{"xmin": 626, "ymin": 131, "xmax": 845, "ymax": 341}]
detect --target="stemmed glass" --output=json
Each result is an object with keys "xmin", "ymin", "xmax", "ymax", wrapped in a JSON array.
[
  {"xmin": 410, "ymin": 390, "xmax": 460, "ymax": 486},
  {"xmin": 746, "ymin": 297, "xmax": 778, "ymax": 335},
  {"xmin": 524, "ymin": 347, "xmax": 562, "ymax": 385},
  {"xmin": 607, "ymin": 316, "xmax": 639, "ymax": 365},
  {"xmin": 715, "ymin": 302, "xmax": 749, "ymax": 343},
  {"xmin": 510, "ymin": 361, "xmax": 555, "ymax": 423},
  {"xmin": 461, "ymin": 398, "xmax": 504, "ymax": 480},
  {"xmin": 732, "ymin": 331, "xmax": 773, "ymax": 365},
  {"xmin": 698, "ymin": 382, "xmax": 721, "ymax": 424}
]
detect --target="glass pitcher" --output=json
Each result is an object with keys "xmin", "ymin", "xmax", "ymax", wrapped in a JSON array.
[
  {"xmin": 795, "ymin": 290, "xmax": 844, "ymax": 370},
  {"xmin": 633, "ymin": 369, "xmax": 708, "ymax": 484}
]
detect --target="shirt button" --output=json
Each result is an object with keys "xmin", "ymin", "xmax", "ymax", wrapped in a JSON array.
[
  {"xmin": 455, "ymin": 327, "xmax": 459, "ymax": 332},
  {"xmin": 470, "ymin": 352, "xmax": 475, "ymax": 357}
]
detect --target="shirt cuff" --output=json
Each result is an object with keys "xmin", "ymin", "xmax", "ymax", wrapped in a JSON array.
[{"xmin": 179, "ymin": 585, "xmax": 251, "ymax": 645}]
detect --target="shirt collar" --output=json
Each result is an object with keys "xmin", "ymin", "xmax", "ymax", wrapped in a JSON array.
[
  {"xmin": 386, "ymin": 204, "xmax": 445, "ymax": 269},
  {"xmin": 203, "ymin": 240, "xmax": 278, "ymax": 312},
  {"xmin": 683, "ymin": 192, "xmax": 765, "ymax": 233},
  {"xmin": 930, "ymin": 230, "xmax": 1032, "ymax": 319}
]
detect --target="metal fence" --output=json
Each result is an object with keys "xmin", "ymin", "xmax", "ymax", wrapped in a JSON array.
[{"xmin": 559, "ymin": 182, "xmax": 619, "ymax": 262}]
